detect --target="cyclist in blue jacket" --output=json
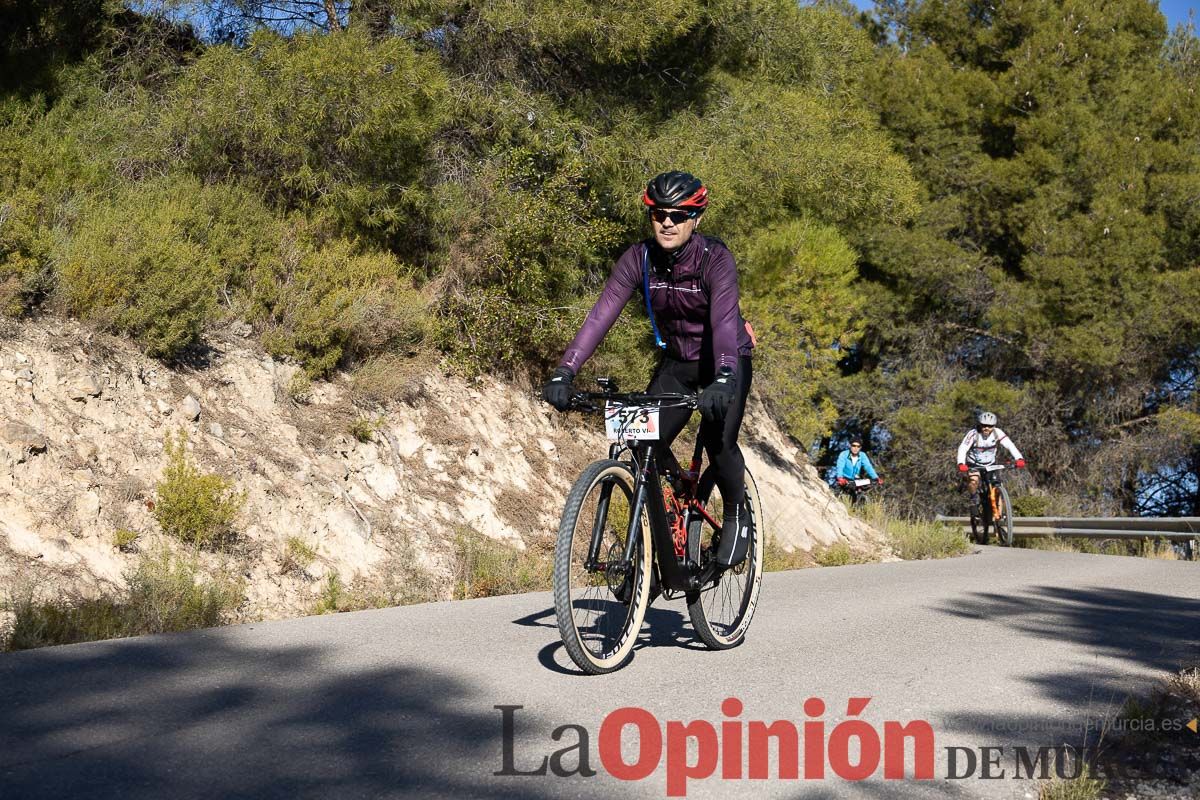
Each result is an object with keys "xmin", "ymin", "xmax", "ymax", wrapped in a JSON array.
[{"xmin": 834, "ymin": 437, "xmax": 881, "ymax": 488}]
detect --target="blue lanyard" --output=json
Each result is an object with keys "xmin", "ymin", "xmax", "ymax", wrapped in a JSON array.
[{"xmin": 642, "ymin": 246, "xmax": 666, "ymax": 351}]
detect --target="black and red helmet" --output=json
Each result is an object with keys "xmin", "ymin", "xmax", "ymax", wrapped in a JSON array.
[{"xmin": 642, "ymin": 171, "xmax": 708, "ymax": 210}]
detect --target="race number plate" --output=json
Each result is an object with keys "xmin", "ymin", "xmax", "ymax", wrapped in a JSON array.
[
  {"xmin": 605, "ymin": 403, "xmax": 660, "ymax": 441},
  {"xmin": 854, "ymin": 478, "xmax": 872, "ymax": 487}
]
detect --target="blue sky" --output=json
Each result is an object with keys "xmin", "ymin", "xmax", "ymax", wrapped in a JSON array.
[
  {"xmin": 1160, "ymin": 0, "xmax": 1198, "ymax": 27},
  {"xmin": 851, "ymin": 1, "xmax": 1196, "ymax": 29}
]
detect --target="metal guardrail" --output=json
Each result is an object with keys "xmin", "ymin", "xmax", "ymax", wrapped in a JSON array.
[{"xmin": 935, "ymin": 516, "xmax": 1200, "ymax": 559}]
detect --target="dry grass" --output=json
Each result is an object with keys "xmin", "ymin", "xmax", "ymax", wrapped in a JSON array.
[
  {"xmin": 453, "ymin": 529, "xmax": 553, "ymax": 599},
  {"xmin": 2, "ymin": 548, "xmax": 243, "ymax": 651},
  {"xmin": 854, "ymin": 500, "xmax": 971, "ymax": 560},
  {"xmin": 1019, "ymin": 536, "xmax": 1187, "ymax": 560},
  {"xmin": 1140, "ymin": 540, "xmax": 1181, "ymax": 560},
  {"xmin": 762, "ymin": 536, "xmax": 813, "ymax": 572},
  {"xmin": 812, "ymin": 541, "xmax": 876, "ymax": 567},
  {"xmin": 348, "ymin": 351, "xmax": 433, "ymax": 407},
  {"xmin": 1037, "ymin": 772, "xmax": 1105, "ymax": 800},
  {"xmin": 278, "ymin": 536, "xmax": 317, "ymax": 575},
  {"xmin": 1168, "ymin": 664, "xmax": 1200, "ymax": 703},
  {"xmin": 494, "ymin": 485, "xmax": 552, "ymax": 539},
  {"xmin": 1091, "ymin": 662, "xmax": 1200, "ymax": 797}
]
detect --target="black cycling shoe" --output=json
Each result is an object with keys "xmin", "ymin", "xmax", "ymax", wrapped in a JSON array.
[
  {"xmin": 716, "ymin": 501, "xmax": 751, "ymax": 568},
  {"xmin": 613, "ymin": 562, "xmax": 660, "ymax": 605}
]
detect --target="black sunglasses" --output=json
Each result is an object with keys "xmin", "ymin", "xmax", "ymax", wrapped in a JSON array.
[{"xmin": 649, "ymin": 208, "xmax": 697, "ymax": 224}]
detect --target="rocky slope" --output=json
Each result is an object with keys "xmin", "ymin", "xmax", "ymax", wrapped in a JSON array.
[{"xmin": 0, "ymin": 317, "xmax": 879, "ymax": 622}]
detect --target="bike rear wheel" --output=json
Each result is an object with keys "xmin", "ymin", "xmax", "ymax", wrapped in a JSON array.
[
  {"xmin": 687, "ymin": 466, "xmax": 764, "ymax": 650},
  {"xmin": 553, "ymin": 459, "xmax": 652, "ymax": 674},
  {"xmin": 996, "ymin": 484, "xmax": 1014, "ymax": 547}
]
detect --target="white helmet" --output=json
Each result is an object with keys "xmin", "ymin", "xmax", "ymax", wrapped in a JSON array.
[{"xmin": 977, "ymin": 411, "xmax": 998, "ymax": 426}]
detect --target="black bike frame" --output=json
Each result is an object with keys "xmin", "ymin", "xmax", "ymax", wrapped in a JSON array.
[
  {"xmin": 623, "ymin": 443, "xmax": 699, "ymax": 592},
  {"xmin": 576, "ymin": 387, "xmax": 720, "ymax": 593}
]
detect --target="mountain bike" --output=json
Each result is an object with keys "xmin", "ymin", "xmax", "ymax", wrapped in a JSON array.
[
  {"xmin": 968, "ymin": 464, "xmax": 1013, "ymax": 546},
  {"xmin": 552, "ymin": 377, "xmax": 764, "ymax": 675},
  {"xmin": 836, "ymin": 477, "xmax": 879, "ymax": 507}
]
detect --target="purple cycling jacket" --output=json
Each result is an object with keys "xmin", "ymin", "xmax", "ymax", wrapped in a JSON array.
[{"xmin": 559, "ymin": 234, "xmax": 755, "ymax": 375}]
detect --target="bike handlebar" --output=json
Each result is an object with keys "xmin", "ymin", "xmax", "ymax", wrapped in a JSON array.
[
  {"xmin": 568, "ymin": 391, "xmax": 698, "ymax": 413},
  {"xmin": 964, "ymin": 463, "xmax": 1018, "ymax": 472}
]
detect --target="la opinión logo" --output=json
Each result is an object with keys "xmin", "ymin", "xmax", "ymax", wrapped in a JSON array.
[{"xmin": 495, "ymin": 696, "xmax": 935, "ymax": 796}]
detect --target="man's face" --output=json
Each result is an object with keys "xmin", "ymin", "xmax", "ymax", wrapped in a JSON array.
[
  {"xmin": 980, "ymin": 425, "xmax": 994, "ymax": 436},
  {"xmin": 650, "ymin": 207, "xmax": 699, "ymax": 251},
  {"xmin": 850, "ymin": 443, "xmax": 861, "ymax": 453}
]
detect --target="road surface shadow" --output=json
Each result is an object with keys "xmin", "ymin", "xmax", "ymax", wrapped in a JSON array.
[
  {"xmin": 0, "ymin": 632, "xmax": 565, "ymax": 800},
  {"xmin": 934, "ymin": 584, "xmax": 1200, "ymax": 749},
  {"xmin": 524, "ymin": 601, "xmax": 707, "ymax": 675}
]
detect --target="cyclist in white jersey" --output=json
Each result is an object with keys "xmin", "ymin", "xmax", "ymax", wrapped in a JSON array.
[{"xmin": 957, "ymin": 411, "xmax": 1026, "ymax": 498}]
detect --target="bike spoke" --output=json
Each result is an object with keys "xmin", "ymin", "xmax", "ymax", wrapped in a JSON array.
[
  {"xmin": 687, "ymin": 468, "xmax": 763, "ymax": 650},
  {"xmin": 565, "ymin": 473, "xmax": 638, "ymax": 661}
]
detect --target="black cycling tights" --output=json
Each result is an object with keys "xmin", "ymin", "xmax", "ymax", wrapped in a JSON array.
[{"xmin": 647, "ymin": 355, "xmax": 753, "ymax": 507}]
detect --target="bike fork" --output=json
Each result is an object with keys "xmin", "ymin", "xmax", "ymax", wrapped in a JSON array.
[{"xmin": 585, "ymin": 479, "xmax": 617, "ymax": 570}]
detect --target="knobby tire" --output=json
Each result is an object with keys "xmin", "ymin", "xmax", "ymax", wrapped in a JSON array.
[
  {"xmin": 686, "ymin": 466, "xmax": 764, "ymax": 650},
  {"xmin": 553, "ymin": 459, "xmax": 651, "ymax": 674},
  {"xmin": 996, "ymin": 484, "xmax": 1014, "ymax": 547}
]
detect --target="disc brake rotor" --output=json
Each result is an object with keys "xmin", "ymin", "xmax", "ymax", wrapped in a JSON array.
[{"xmin": 604, "ymin": 538, "xmax": 629, "ymax": 594}]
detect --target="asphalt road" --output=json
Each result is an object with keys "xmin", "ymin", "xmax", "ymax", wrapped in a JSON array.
[{"xmin": 2, "ymin": 546, "xmax": 1198, "ymax": 799}]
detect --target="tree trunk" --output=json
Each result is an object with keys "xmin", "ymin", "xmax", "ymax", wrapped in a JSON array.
[{"xmin": 322, "ymin": 0, "xmax": 343, "ymax": 31}]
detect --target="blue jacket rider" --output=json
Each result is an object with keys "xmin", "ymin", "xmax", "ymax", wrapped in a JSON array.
[{"xmin": 834, "ymin": 439, "xmax": 880, "ymax": 485}]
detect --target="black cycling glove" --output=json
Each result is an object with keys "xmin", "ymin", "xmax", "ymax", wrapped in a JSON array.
[
  {"xmin": 542, "ymin": 366, "xmax": 575, "ymax": 412},
  {"xmin": 698, "ymin": 368, "xmax": 736, "ymax": 422}
]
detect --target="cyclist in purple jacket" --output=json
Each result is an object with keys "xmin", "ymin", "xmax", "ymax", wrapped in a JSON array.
[{"xmin": 542, "ymin": 171, "xmax": 756, "ymax": 567}]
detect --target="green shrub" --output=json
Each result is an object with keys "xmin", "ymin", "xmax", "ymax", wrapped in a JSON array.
[
  {"xmin": 57, "ymin": 176, "xmax": 276, "ymax": 359},
  {"xmin": 739, "ymin": 217, "xmax": 865, "ymax": 442},
  {"xmin": 348, "ymin": 417, "xmax": 375, "ymax": 443},
  {"xmin": 280, "ymin": 537, "xmax": 317, "ymax": 575},
  {"xmin": 1011, "ymin": 494, "xmax": 1051, "ymax": 517},
  {"xmin": 161, "ymin": 28, "xmax": 448, "ymax": 237},
  {"xmin": 3, "ymin": 549, "xmax": 242, "ymax": 651},
  {"xmin": 856, "ymin": 501, "xmax": 970, "ymax": 560},
  {"xmin": 122, "ymin": 548, "xmax": 243, "ymax": 634},
  {"xmin": 310, "ymin": 574, "xmax": 345, "ymax": 615},
  {"xmin": 4, "ymin": 593, "xmax": 126, "ymax": 650},
  {"xmin": 285, "ymin": 370, "xmax": 312, "ymax": 404},
  {"xmin": 454, "ymin": 530, "xmax": 553, "ymax": 599},
  {"xmin": 113, "ymin": 528, "xmax": 139, "ymax": 552},
  {"xmin": 153, "ymin": 429, "xmax": 244, "ymax": 548},
  {"xmin": 813, "ymin": 541, "xmax": 874, "ymax": 567},
  {"xmin": 433, "ymin": 149, "xmax": 623, "ymax": 375},
  {"xmin": 0, "ymin": 189, "xmax": 55, "ymax": 316},
  {"xmin": 762, "ymin": 536, "xmax": 812, "ymax": 572},
  {"xmin": 250, "ymin": 236, "xmax": 428, "ymax": 377}
]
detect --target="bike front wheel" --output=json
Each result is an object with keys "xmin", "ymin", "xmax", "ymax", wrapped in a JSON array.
[
  {"xmin": 687, "ymin": 466, "xmax": 764, "ymax": 650},
  {"xmin": 996, "ymin": 484, "xmax": 1014, "ymax": 547},
  {"xmin": 974, "ymin": 489, "xmax": 993, "ymax": 545},
  {"xmin": 553, "ymin": 459, "xmax": 652, "ymax": 674}
]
